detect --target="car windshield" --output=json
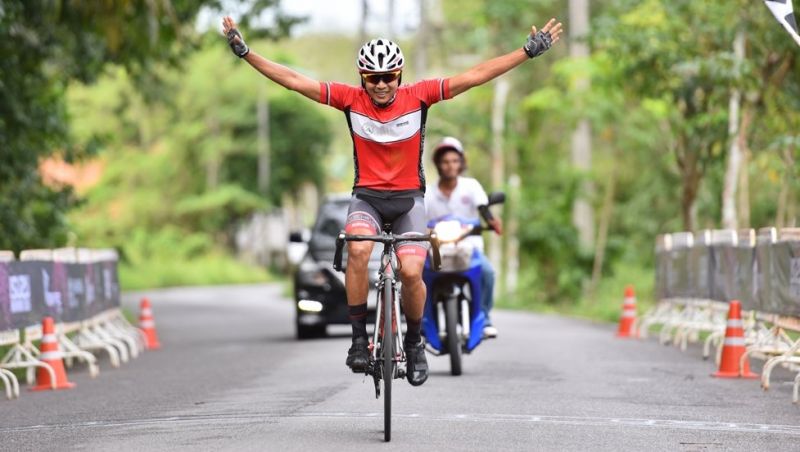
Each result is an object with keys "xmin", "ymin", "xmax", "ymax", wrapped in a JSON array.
[{"xmin": 308, "ymin": 197, "xmax": 382, "ymax": 266}]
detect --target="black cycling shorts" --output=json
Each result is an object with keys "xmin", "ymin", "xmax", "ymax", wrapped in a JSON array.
[{"xmin": 345, "ymin": 193, "xmax": 429, "ymax": 257}]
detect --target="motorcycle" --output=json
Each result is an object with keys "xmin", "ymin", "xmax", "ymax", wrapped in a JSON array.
[{"xmin": 421, "ymin": 192, "xmax": 504, "ymax": 375}]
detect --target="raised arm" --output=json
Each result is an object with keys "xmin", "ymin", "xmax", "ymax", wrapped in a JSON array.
[
  {"xmin": 222, "ymin": 16, "xmax": 320, "ymax": 102},
  {"xmin": 448, "ymin": 18, "xmax": 563, "ymax": 98}
]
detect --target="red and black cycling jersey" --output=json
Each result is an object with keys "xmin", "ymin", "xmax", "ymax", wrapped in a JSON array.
[{"xmin": 318, "ymin": 79, "xmax": 451, "ymax": 193}]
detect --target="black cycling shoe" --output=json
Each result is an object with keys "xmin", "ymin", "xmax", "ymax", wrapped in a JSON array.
[
  {"xmin": 346, "ymin": 336, "xmax": 370, "ymax": 373},
  {"xmin": 404, "ymin": 340, "xmax": 428, "ymax": 386}
]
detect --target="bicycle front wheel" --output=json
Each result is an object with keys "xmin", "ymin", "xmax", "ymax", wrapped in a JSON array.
[{"xmin": 382, "ymin": 280, "xmax": 394, "ymax": 442}]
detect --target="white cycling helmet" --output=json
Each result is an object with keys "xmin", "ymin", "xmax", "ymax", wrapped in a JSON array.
[{"xmin": 357, "ymin": 38, "xmax": 405, "ymax": 72}]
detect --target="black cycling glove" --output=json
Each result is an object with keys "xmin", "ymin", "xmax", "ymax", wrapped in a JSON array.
[
  {"xmin": 523, "ymin": 30, "xmax": 553, "ymax": 59},
  {"xmin": 227, "ymin": 28, "xmax": 250, "ymax": 58}
]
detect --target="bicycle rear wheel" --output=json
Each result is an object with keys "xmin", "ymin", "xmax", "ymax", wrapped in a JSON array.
[{"xmin": 382, "ymin": 280, "xmax": 393, "ymax": 442}]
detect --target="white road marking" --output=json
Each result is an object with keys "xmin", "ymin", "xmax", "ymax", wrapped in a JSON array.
[{"xmin": 2, "ymin": 412, "xmax": 800, "ymax": 436}]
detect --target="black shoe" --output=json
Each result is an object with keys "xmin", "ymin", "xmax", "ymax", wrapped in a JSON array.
[
  {"xmin": 404, "ymin": 340, "xmax": 428, "ymax": 386},
  {"xmin": 346, "ymin": 336, "xmax": 369, "ymax": 373}
]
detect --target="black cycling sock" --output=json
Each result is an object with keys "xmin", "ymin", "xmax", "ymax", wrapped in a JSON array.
[
  {"xmin": 348, "ymin": 303, "xmax": 368, "ymax": 340},
  {"xmin": 405, "ymin": 317, "xmax": 421, "ymax": 345}
]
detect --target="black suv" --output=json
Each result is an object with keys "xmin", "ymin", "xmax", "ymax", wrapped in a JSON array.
[{"xmin": 292, "ymin": 194, "xmax": 379, "ymax": 339}]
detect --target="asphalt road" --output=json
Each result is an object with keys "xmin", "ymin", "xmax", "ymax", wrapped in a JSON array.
[{"xmin": 1, "ymin": 284, "xmax": 799, "ymax": 452}]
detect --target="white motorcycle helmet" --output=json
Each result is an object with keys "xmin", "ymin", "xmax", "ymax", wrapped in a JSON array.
[
  {"xmin": 357, "ymin": 38, "xmax": 405, "ymax": 73},
  {"xmin": 432, "ymin": 137, "xmax": 467, "ymax": 174}
]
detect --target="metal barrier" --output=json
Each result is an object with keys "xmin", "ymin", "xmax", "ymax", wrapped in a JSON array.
[
  {"xmin": 645, "ymin": 227, "xmax": 800, "ymax": 403},
  {"xmin": 0, "ymin": 247, "xmax": 144, "ymax": 401}
]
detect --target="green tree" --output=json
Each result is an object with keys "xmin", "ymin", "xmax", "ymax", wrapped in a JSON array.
[
  {"xmin": 0, "ymin": 0, "xmax": 301, "ymax": 252},
  {"xmin": 0, "ymin": 1, "xmax": 209, "ymax": 251},
  {"xmin": 67, "ymin": 37, "xmax": 332, "ymax": 251}
]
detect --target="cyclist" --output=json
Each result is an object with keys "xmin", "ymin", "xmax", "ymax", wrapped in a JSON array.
[
  {"xmin": 425, "ymin": 137, "xmax": 502, "ymax": 338},
  {"xmin": 222, "ymin": 16, "xmax": 562, "ymax": 386}
]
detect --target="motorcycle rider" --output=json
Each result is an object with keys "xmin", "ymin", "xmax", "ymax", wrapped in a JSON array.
[{"xmin": 425, "ymin": 137, "xmax": 502, "ymax": 338}]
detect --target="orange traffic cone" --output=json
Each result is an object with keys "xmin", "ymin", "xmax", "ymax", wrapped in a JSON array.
[
  {"xmin": 139, "ymin": 298, "xmax": 161, "ymax": 350},
  {"xmin": 616, "ymin": 285, "xmax": 638, "ymax": 338},
  {"xmin": 712, "ymin": 300, "xmax": 758, "ymax": 379},
  {"xmin": 31, "ymin": 317, "xmax": 75, "ymax": 391}
]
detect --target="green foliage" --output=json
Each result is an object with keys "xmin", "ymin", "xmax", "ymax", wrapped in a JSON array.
[
  {"xmin": 175, "ymin": 185, "xmax": 268, "ymax": 232},
  {"xmin": 500, "ymin": 260, "xmax": 655, "ymax": 324},
  {"xmin": 437, "ymin": 0, "xmax": 799, "ymax": 312},
  {"xmin": 0, "ymin": 1, "xmax": 304, "ymax": 254},
  {"xmin": 513, "ymin": 146, "xmax": 591, "ymax": 304},
  {"xmin": 0, "ymin": 1, "xmax": 220, "ymax": 252},
  {"xmin": 67, "ymin": 35, "xmax": 332, "ymax": 285},
  {"xmin": 119, "ymin": 255, "xmax": 271, "ymax": 291},
  {"xmin": 118, "ymin": 227, "xmax": 271, "ymax": 290}
]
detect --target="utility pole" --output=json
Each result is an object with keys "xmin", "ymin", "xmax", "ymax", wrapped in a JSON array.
[{"xmin": 569, "ymin": 0, "xmax": 594, "ymax": 250}]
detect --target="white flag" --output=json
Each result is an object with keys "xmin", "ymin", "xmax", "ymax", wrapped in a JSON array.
[{"xmin": 764, "ymin": 0, "xmax": 800, "ymax": 47}]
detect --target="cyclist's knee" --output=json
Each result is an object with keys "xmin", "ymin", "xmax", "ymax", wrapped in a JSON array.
[
  {"xmin": 398, "ymin": 256, "xmax": 424, "ymax": 284},
  {"xmin": 347, "ymin": 241, "xmax": 373, "ymax": 266}
]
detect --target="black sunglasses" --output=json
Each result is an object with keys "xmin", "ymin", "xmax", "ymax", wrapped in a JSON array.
[{"xmin": 360, "ymin": 70, "xmax": 401, "ymax": 85}]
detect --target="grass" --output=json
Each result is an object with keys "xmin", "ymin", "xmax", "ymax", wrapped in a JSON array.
[
  {"xmin": 119, "ymin": 253, "xmax": 274, "ymax": 291},
  {"xmin": 497, "ymin": 260, "xmax": 656, "ymax": 325}
]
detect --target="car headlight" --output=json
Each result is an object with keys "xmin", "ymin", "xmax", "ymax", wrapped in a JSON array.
[
  {"xmin": 433, "ymin": 220, "xmax": 465, "ymax": 243},
  {"xmin": 298, "ymin": 300, "xmax": 323, "ymax": 312}
]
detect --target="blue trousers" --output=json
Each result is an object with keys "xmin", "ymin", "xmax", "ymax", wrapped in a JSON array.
[{"xmin": 478, "ymin": 253, "xmax": 495, "ymax": 325}]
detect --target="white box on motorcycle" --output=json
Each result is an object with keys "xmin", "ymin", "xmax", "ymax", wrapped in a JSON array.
[{"xmin": 437, "ymin": 242, "xmax": 475, "ymax": 272}]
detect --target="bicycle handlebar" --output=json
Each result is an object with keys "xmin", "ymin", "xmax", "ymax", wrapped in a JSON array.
[{"xmin": 333, "ymin": 232, "xmax": 441, "ymax": 272}]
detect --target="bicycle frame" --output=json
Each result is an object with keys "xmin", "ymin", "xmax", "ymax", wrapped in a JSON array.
[{"xmin": 372, "ymin": 249, "xmax": 404, "ymax": 368}]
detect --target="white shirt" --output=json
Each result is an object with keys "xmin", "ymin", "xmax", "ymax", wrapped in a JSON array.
[{"xmin": 425, "ymin": 176, "xmax": 489, "ymax": 251}]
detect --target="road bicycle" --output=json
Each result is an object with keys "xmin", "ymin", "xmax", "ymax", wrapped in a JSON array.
[{"xmin": 334, "ymin": 228, "xmax": 440, "ymax": 442}]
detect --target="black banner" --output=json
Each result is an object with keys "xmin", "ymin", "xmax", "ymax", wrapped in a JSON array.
[
  {"xmin": 688, "ymin": 240, "xmax": 712, "ymax": 300},
  {"xmin": 754, "ymin": 237, "xmax": 779, "ymax": 313},
  {"xmin": 771, "ymin": 240, "xmax": 800, "ymax": 317},
  {"xmin": 711, "ymin": 241, "xmax": 739, "ymax": 305},
  {"xmin": 735, "ymin": 244, "xmax": 756, "ymax": 310},
  {"xmin": 0, "ymin": 260, "xmax": 120, "ymax": 332},
  {"xmin": 655, "ymin": 231, "xmax": 800, "ymax": 317}
]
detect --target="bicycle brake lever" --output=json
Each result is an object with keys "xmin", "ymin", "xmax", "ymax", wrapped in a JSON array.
[{"xmin": 333, "ymin": 232, "xmax": 345, "ymax": 271}]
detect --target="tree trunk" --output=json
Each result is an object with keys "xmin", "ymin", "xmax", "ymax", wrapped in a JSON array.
[
  {"xmin": 206, "ymin": 115, "xmax": 220, "ymax": 191},
  {"xmin": 589, "ymin": 166, "xmax": 616, "ymax": 300},
  {"xmin": 569, "ymin": 0, "xmax": 594, "ymax": 250},
  {"xmin": 489, "ymin": 76, "xmax": 510, "ymax": 285},
  {"xmin": 387, "ymin": 0, "xmax": 396, "ymax": 39},
  {"xmin": 737, "ymin": 104, "xmax": 754, "ymax": 228},
  {"xmin": 779, "ymin": 147, "xmax": 797, "ymax": 227},
  {"xmin": 680, "ymin": 151, "xmax": 700, "ymax": 232},
  {"xmin": 358, "ymin": 0, "xmax": 368, "ymax": 46},
  {"xmin": 777, "ymin": 179, "xmax": 788, "ymax": 228},
  {"xmin": 505, "ymin": 117, "xmax": 526, "ymax": 296},
  {"xmin": 738, "ymin": 148, "xmax": 751, "ymax": 228},
  {"xmin": 788, "ymin": 194, "xmax": 797, "ymax": 228},
  {"xmin": 257, "ymin": 84, "xmax": 271, "ymax": 197},
  {"xmin": 722, "ymin": 30, "xmax": 745, "ymax": 230},
  {"xmin": 415, "ymin": 0, "xmax": 428, "ymax": 79}
]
